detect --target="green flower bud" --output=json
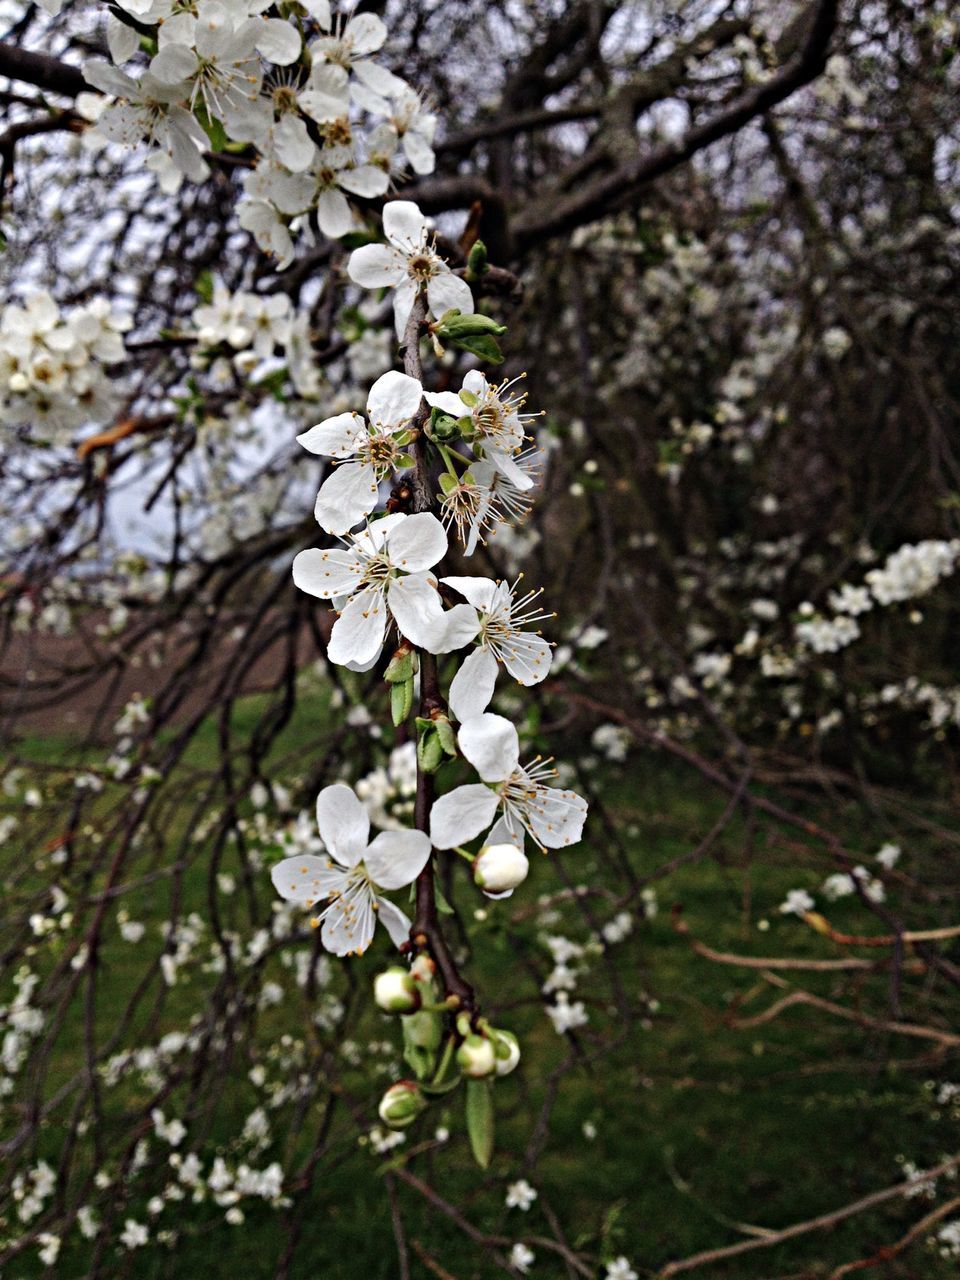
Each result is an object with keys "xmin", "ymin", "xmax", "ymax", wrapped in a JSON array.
[
  {"xmin": 456, "ymin": 1034, "xmax": 497, "ymax": 1079},
  {"xmin": 374, "ymin": 967, "xmax": 421, "ymax": 1015},
  {"xmin": 378, "ymin": 1080, "xmax": 428, "ymax": 1130},
  {"xmin": 466, "ymin": 239, "xmax": 488, "ymax": 280}
]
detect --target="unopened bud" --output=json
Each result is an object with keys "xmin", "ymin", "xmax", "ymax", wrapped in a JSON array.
[
  {"xmin": 374, "ymin": 967, "xmax": 421, "ymax": 1014},
  {"xmin": 456, "ymin": 1033, "xmax": 497, "ymax": 1079},
  {"xmin": 474, "ymin": 843, "xmax": 529, "ymax": 895},
  {"xmin": 432, "ymin": 309, "xmax": 506, "ymax": 341},
  {"xmin": 489, "ymin": 1027, "xmax": 521, "ymax": 1076},
  {"xmin": 378, "ymin": 1080, "xmax": 428, "ymax": 1129}
]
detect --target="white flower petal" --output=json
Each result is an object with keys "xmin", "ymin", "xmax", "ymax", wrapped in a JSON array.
[
  {"xmin": 440, "ymin": 576, "xmax": 499, "ymax": 611},
  {"xmin": 255, "ymin": 17, "xmax": 302, "ymax": 65},
  {"xmin": 348, "ymin": 243, "xmax": 406, "ymax": 289},
  {"xmin": 526, "ymin": 785, "xmax": 588, "ymax": 850},
  {"xmin": 352, "ymin": 59, "xmax": 407, "ymax": 97},
  {"xmin": 315, "ymin": 782, "xmax": 370, "ymax": 866},
  {"xmin": 489, "ymin": 447, "xmax": 535, "ymax": 491},
  {"xmin": 458, "ymin": 713, "xmax": 519, "ymax": 783},
  {"xmin": 377, "ymin": 897, "xmax": 412, "ymax": 949},
  {"xmin": 429, "ymin": 784, "xmax": 500, "ymax": 850},
  {"xmin": 339, "ymin": 164, "xmax": 390, "ymax": 198},
  {"xmin": 427, "ymin": 272, "xmax": 474, "ymax": 320},
  {"xmin": 423, "ymin": 603, "xmax": 481, "ymax": 655},
  {"xmin": 403, "ymin": 131, "xmax": 435, "ymax": 176},
  {"xmin": 383, "ymin": 200, "xmax": 428, "ymax": 253},
  {"xmin": 314, "ymin": 461, "xmax": 379, "ymax": 534},
  {"xmin": 316, "ymin": 187, "xmax": 353, "ymax": 239},
  {"xmin": 384, "ymin": 510, "xmax": 447, "ymax": 572},
  {"xmin": 150, "ymin": 45, "xmax": 198, "ymax": 85},
  {"xmin": 364, "ymin": 829, "xmax": 432, "ymax": 889},
  {"xmin": 366, "ymin": 370, "xmax": 422, "ymax": 427},
  {"xmin": 386, "ymin": 574, "xmax": 444, "ymax": 648},
  {"xmin": 327, "ymin": 586, "xmax": 387, "ymax": 666},
  {"xmin": 422, "ymin": 390, "xmax": 465, "ymax": 417},
  {"xmin": 296, "ymin": 411, "xmax": 365, "ymax": 458},
  {"xmin": 502, "ymin": 633, "xmax": 553, "ymax": 686},
  {"xmin": 393, "ymin": 279, "xmax": 418, "ymax": 340},
  {"xmin": 321, "ymin": 894, "xmax": 376, "ymax": 956},
  {"xmin": 271, "ymin": 855, "xmax": 344, "ymax": 904},
  {"xmin": 449, "ymin": 647, "xmax": 498, "ymax": 723},
  {"xmin": 292, "ymin": 547, "xmax": 364, "ymax": 599},
  {"xmin": 344, "ymin": 12, "xmax": 386, "ymax": 55}
]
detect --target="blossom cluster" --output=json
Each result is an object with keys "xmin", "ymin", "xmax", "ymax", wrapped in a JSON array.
[
  {"xmin": 82, "ymin": 1, "xmax": 438, "ymax": 263},
  {"xmin": 0, "ymin": 291, "xmax": 131, "ymax": 441}
]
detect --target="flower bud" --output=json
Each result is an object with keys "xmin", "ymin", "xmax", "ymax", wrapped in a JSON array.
[
  {"xmin": 374, "ymin": 967, "xmax": 421, "ymax": 1015},
  {"xmin": 489, "ymin": 1027, "xmax": 521, "ymax": 1076},
  {"xmin": 474, "ymin": 843, "xmax": 529, "ymax": 895},
  {"xmin": 456, "ymin": 1033, "xmax": 497, "ymax": 1079},
  {"xmin": 378, "ymin": 1080, "xmax": 428, "ymax": 1129}
]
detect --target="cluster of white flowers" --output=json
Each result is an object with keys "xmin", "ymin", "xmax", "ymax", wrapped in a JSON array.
[
  {"xmin": 82, "ymin": 1, "xmax": 437, "ymax": 263},
  {"xmin": 1, "ymin": 291, "xmax": 131, "ymax": 441}
]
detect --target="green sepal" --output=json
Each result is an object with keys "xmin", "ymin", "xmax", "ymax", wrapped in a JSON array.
[
  {"xmin": 458, "ymin": 390, "xmax": 479, "ymax": 408},
  {"xmin": 434, "ymin": 715, "xmax": 457, "ymax": 755},
  {"xmin": 417, "ymin": 727, "xmax": 445, "ymax": 774},
  {"xmin": 391, "ymin": 676, "xmax": 414, "ymax": 726},
  {"xmin": 466, "ymin": 239, "xmax": 488, "ymax": 280},
  {"xmin": 385, "ymin": 646, "xmax": 417, "ymax": 684},
  {"xmin": 394, "ymin": 453, "xmax": 416, "ymax": 469},
  {"xmin": 465, "ymin": 1078, "xmax": 495, "ymax": 1169},
  {"xmin": 438, "ymin": 472, "xmax": 459, "ymax": 495}
]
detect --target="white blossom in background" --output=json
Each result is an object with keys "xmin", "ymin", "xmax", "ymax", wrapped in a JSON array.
[
  {"xmin": 509, "ymin": 1242, "xmax": 535, "ymax": 1273},
  {"xmin": 271, "ymin": 783, "xmax": 430, "ymax": 955},
  {"xmin": 778, "ymin": 888, "xmax": 814, "ymax": 916},
  {"xmin": 505, "ymin": 1179, "xmax": 537, "ymax": 1210}
]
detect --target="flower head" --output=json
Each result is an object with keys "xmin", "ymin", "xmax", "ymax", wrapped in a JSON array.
[
  {"xmin": 271, "ymin": 783, "xmax": 430, "ymax": 955},
  {"xmin": 348, "ymin": 201, "xmax": 475, "ymax": 339},
  {"xmin": 292, "ymin": 512, "xmax": 479, "ymax": 667},
  {"xmin": 429, "ymin": 714, "xmax": 587, "ymax": 852},
  {"xmin": 297, "ymin": 370, "xmax": 422, "ymax": 534}
]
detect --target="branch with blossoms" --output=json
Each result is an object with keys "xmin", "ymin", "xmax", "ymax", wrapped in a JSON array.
[{"xmin": 270, "ymin": 197, "xmax": 588, "ymax": 1157}]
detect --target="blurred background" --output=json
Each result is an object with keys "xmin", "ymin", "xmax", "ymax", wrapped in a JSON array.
[{"xmin": 1, "ymin": 0, "xmax": 959, "ymax": 1276}]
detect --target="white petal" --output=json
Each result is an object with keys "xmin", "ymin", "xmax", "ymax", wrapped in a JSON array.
[
  {"xmin": 422, "ymin": 390, "xmax": 465, "ymax": 418},
  {"xmin": 392, "ymin": 279, "xmax": 418, "ymax": 340},
  {"xmin": 502, "ymin": 633, "xmax": 553, "ymax": 686},
  {"xmin": 316, "ymin": 187, "xmax": 353, "ymax": 239},
  {"xmin": 302, "ymin": 0, "xmax": 331, "ymax": 26},
  {"xmin": 440, "ymin": 576, "xmax": 499, "ymax": 611},
  {"xmin": 383, "ymin": 200, "xmax": 428, "ymax": 253},
  {"xmin": 366, "ymin": 370, "xmax": 422, "ymax": 427},
  {"xmin": 107, "ymin": 14, "xmax": 140, "ymax": 64},
  {"xmin": 384, "ymin": 510, "xmax": 447, "ymax": 572},
  {"xmin": 458, "ymin": 713, "xmax": 519, "ymax": 783},
  {"xmin": 296, "ymin": 411, "xmax": 365, "ymax": 457},
  {"xmin": 427, "ymin": 272, "xmax": 474, "ymax": 320},
  {"xmin": 327, "ymin": 586, "xmax": 387, "ymax": 667},
  {"xmin": 292, "ymin": 547, "xmax": 363, "ymax": 599},
  {"xmin": 255, "ymin": 16, "xmax": 302, "ymax": 64},
  {"xmin": 352, "ymin": 59, "xmax": 407, "ymax": 96},
  {"xmin": 150, "ymin": 45, "xmax": 198, "ymax": 85},
  {"xmin": 526, "ymin": 785, "xmax": 588, "ymax": 850},
  {"xmin": 314, "ymin": 461, "xmax": 378, "ymax": 534},
  {"xmin": 449, "ymin": 647, "xmax": 498, "ymax": 723},
  {"xmin": 364, "ymin": 829, "xmax": 432, "ymax": 889},
  {"xmin": 299, "ymin": 63, "xmax": 349, "ymax": 122},
  {"xmin": 488, "ymin": 446, "xmax": 535, "ymax": 491},
  {"xmin": 377, "ymin": 897, "xmax": 412, "ymax": 949},
  {"xmin": 273, "ymin": 115, "xmax": 316, "ymax": 171},
  {"xmin": 429, "ymin": 785, "xmax": 500, "ymax": 850},
  {"xmin": 486, "ymin": 814, "xmax": 524, "ymax": 852},
  {"xmin": 339, "ymin": 164, "xmax": 389, "ymax": 198},
  {"xmin": 315, "ymin": 782, "xmax": 370, "ymax": 866},
  {"xmin": 386, "ymin": 574, "xmax": 444, "ymax": 648},
  {"xmin": 271, "ymin": 855, "xmax": 344, "ymax": 904},
  {"xmin": 422, "ymin": 603, "xmax": 481, "ymax": 655},
  {"xmin": 403, "ymin": 131, "xmax": 435, "ymax": 176},
  {"xmin": 348, "ymin": 243, "xmax": 405, "ymax": 289},
  {"xmin": 344, "ymin": 11, "xmax": 386, "ymax": 54},
  {"xmin": 322, "ymin": 893, "xmax": 376, "ymax": 956}
]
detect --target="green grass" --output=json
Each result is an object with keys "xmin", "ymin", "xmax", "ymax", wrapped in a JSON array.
[{"xmin": 3, "ymin": 694, "xmax": 958, "ymax": 1279}]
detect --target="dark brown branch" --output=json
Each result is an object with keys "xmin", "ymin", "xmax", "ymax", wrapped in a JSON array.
[{"xmin": 0, "ymin": 41, "xmax": 86, "ymax": 97}]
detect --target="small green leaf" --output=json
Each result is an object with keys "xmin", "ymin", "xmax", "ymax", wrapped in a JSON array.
[
  {"xmin": 390, "ymin": 676, "xmax": 414, "ymax": 726},
  {"xmin": 451, "ymin": 333, "xmax": 504, "ymax": 364},
  {"xmin": 465, "ymin": 1078, "xmax": 494, "ymax": 1169}
]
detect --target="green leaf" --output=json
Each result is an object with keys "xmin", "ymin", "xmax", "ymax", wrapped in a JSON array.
[
  {"xmin": 195, "ymin": 270, "xmax": 215, "ymax": 304},
  {"xmin": 465, "ymin": 1078, "xmax": 494, "ymax": 1169},
  {"xmin": 451, "ymin": 333, "xmax": 504, "ymax": 365}
]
